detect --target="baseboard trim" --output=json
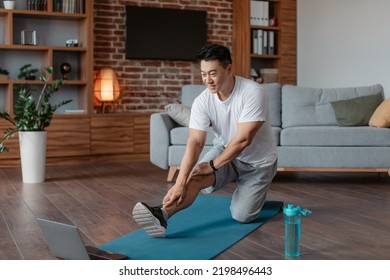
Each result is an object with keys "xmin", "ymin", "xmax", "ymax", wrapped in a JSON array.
[{"xmin": 0, "ymin": 154, "xmax": 150, "ymax": 168}]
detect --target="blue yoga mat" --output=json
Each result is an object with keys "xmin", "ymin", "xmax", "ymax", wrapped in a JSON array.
[{"xmin": 99, "ymin": 195, "xmax": 283, "ymax": 260}]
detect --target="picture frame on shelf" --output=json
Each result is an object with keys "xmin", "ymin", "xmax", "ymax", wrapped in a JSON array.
[{"xmin": 21, "ymin": 30, "xmax": 37, "ymax": 46}]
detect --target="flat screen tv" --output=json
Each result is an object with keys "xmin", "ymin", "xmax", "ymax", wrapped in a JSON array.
[{"xmin": 125, "ymin": 6, "xmax": 207, "ymax": 61}]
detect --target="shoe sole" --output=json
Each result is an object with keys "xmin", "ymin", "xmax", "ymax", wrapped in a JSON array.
[{"xmin": 132, "ymin": 202, "xmax": 166, "ymax": 238}]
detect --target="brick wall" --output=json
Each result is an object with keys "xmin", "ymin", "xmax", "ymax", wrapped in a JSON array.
[{"xmin": 93, "ymin": 0, "xmax": 233, "ymax": 112}]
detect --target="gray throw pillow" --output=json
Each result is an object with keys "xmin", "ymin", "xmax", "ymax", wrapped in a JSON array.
[
  {"xmin": 331, "ymin": 93, "xmax": 383, "ymax": 126},
  {"xmin": 165, "ymin": 104, "xmax": 191, "ymax": 126}
]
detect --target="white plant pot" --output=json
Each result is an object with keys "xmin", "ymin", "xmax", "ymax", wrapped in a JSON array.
[
  {"xmin": 3, "ymin": 1, "xmax": 15, "ymax": 9},
  {"xmin": 19, "ymin": 131, "xmax": 47, "ymax": 184}
]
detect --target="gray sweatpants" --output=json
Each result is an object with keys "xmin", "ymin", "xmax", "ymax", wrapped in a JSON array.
[{"xmin": 199, "ymin": 144, "xmax": 278, "ymax": 223}]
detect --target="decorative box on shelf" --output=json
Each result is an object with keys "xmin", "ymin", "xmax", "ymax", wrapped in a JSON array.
[{"xmin": 259, "ymin": 68, "xmax": 279, "ymax": 84}]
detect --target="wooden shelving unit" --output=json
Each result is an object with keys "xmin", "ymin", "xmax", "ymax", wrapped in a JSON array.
[
  {"xmin": 232, "ymin": 0, "xmax": 296, "ymax": 84},
  {"xmin": 0, "ymin": 1, "xmax": 94, "ymax": 163}
]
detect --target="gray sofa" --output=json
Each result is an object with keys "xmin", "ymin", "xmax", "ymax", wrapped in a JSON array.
[{"xmin": 150, "ymin": 83, "xmax": 390, "ymax": 181}]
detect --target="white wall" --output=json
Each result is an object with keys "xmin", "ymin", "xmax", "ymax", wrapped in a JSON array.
[{"xmin": 297, "ymin": 0, "xmax": 390, "ymax": 96}]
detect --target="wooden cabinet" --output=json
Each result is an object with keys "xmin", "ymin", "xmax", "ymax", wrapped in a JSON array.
[
  {"xmin": 47, "ymin": 116, "xmax": 91, "ymax": 158},
  {"xmin": 91, "ymin": 114, "xmax": 150, "ymax": 162},
  {"xmin": 0, "ymin": 112, "xmax": 151, "ymax": 166},
  {"xmin": 232, "ymin": 0, "xmax": 296, "ymax": 84}
]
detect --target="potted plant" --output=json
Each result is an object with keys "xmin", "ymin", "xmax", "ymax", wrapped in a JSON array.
[
  {"xmin": 0, "ymin": 67, "xmax": 9, "ymax": 80},
  {"xmin": 18, "ymin": 64, "xmax": 39, "ymax": 80},
  {"xmin": 0, "ymin": 66, "xmax": 72, "ymax": 183}
]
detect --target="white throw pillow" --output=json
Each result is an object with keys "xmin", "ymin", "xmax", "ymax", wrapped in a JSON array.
[{"xmin": 164, "ymin": 104, "xmax": 191, "ymax": 126}]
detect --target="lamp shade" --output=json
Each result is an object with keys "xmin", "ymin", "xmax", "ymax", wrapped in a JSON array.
[{"xmin": 94, "ymin": 68, "xmax": 120, "ymax": 102}]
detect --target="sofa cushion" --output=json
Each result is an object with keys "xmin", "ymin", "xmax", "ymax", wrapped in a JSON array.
[
  {"xmin": 170, "ymin": 127, "xmax": 214, "ymax": 145},
  {"xmin": 165, "ymin": 104, "xmax": 191, "ymax": 126},
  {"xmin": 369, "ymin": 98, "xmax": 390, "ymax": 128},
  {"xmin": 282, "ymin": 84, "xmax": 384, "ymax": 128},
  {"xmin": 171, "ymin": 126, "xmax": 281, "ymax": 146},
  {"xmin": 330, "ymin": 93, "xmax": 383, "ymax": 126},
  {"xmin": 280, "ymin": 126, "xmax": 390, "ymax": 147},
  {"xmin": 277, "ymin": 146, "xmax": 390, "ymax": 168}
]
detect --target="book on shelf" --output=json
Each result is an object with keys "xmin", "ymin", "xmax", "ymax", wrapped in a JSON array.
[
  {"xmin": 64, "ymin": 109, "xmax": 85, "ymax": 114},
  {"xmin": 252, "ymin": 30, "xmax": 258, "ymax": 54},
  {"xmin": 250, "ymin": 1, "xmax": 269, "ymax": 26},
  {"xmin": 257, "ymin": 30, "xmax": 263, "ymax": 55},
  {"xmin": 27, "ymin": 0, "xmax": 48, "ymax": 11},
  {"xmin": 251, "ymin": 29, "xmax": 275, "ymax": 55},
  {"xmin": 53, "ymin": 0, "xmax": 84, "ymax": 13},
  {"xmin": 250, "ymin": 1, "xmax": 259, "ymax": 25},
  {"xmin": 263, "ymin": 1, "xmax": 269, "ymax": 26},
  {"xmin": 262, "ymin": 29, "xmax": 268, "ymax": 54},
  {"xmin": 268, "ymin": 30, "xmax": 274, "ymax": 55}
]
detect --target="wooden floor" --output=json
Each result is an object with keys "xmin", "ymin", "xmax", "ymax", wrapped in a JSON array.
[{"xmin": 0, "ymin": 161, "xmax": 389, "ymax": 260}]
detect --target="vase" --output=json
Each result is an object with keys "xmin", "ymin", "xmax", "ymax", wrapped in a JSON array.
[
  {"xmin": 60, "ymin": 62, "xmax": 72, "ymax": 80},
  {"xmin": 19, "ymin": 131, "xmax": 47, "ymax": 183},
  {"xmin": 3, "ymin": 1, "xmax": 15, "ymax": 9}
]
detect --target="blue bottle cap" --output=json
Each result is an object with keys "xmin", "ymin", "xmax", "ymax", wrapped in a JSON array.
[
  {"xmin": 283, "ymin": 204, "xmax": 300, "ymax": 216},
  {"xmin": 283, "ymin": 204, "xmax": 312, "ymax": 216}
]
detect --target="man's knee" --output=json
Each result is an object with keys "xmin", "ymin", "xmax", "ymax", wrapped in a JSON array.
[
  {"xmin": 231, "ymin": 209, "xmax": 257, "ymax": 223},
  {"xmin": 189, "ymin": 172, "xmax": 216, "ymax": 192}
]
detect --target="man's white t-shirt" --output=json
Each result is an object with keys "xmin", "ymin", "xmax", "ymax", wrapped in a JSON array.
[{"xmin": 189, "ymin": 76, "xmax": 277, "ymax": 167}]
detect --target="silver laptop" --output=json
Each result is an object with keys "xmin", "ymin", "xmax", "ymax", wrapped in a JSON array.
[{"xmin": 36, "ymin": 218, "xmax": 127, "ymax": 260}]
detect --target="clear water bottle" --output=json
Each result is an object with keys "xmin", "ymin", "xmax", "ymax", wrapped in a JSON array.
[{"xmin": 283, "ymin": 204, "xmax": 312, "ymax": 258}]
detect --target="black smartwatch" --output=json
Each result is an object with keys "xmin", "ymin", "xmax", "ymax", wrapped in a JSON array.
[{"xmin": 209, "ymin": 160, "xmax": 218, "ymax": 172}]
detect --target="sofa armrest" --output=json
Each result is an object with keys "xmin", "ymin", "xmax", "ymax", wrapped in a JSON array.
[{"xmin": 150, "ymin": 112, "xmax": 178, "ymax": 170}]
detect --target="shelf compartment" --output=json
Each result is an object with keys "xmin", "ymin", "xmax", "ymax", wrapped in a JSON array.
[
  {"xmin": 11, "ymin": 83, "xmax": 87, "ymax": 115},
  {"xmin": 0, "ymin": 49, "xmax": 48, "ymax": 79},
  {"xmin": 52, "ymin": 50, "xmax": 83, "ymax": 80},
  {"xmin": 13, "ymin": 16, "xmax": 84, "ymax": 47},
  {"xmin": 51, "ymin": 84, "xmax": 88, "ymax": 115}
]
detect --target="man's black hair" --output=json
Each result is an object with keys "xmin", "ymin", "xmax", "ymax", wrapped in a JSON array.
[{"xmin": 196, "ymin": 44, "xmax": 232, "ymax": 68}]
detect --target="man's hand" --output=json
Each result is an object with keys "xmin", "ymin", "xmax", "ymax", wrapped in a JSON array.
[
  {"xmin": 190, "ymin": 162, "xmax": 214, "ymax": 177},
  {"xmin": 163, "ymin": 162, "xmax": 214, "ymax": 208},
  {"xmin": 163, "ymin": 183, "xmax": 187, "ymax": 207}
]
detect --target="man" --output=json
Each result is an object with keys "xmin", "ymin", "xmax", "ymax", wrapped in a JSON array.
[{"xmin": 132, "ymin": 44, "xmax": 277, "ymax": 237}]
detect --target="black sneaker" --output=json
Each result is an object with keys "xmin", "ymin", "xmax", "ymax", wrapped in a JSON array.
[{"xmin": 132, "ymin": 202, "xmax": 167, "ymax": 238}]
